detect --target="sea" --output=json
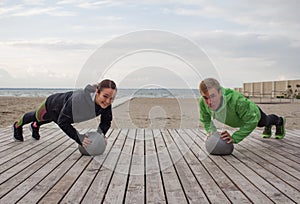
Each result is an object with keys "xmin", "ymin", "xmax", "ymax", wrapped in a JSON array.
[{"xmin": 0, "ymin": 88, "xmax": 200, "ymax": 108}]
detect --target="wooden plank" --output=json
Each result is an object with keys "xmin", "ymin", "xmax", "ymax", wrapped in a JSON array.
[
  {"xmin": 164, "ymin": 129, "xmax": 209, "ymax": 203},
  {"xmin": 0, "ymin": 127, "xmax": 18, "ymax": 145},
  {"xmin": 59, "ymin": 129, "xmax": 118, "ymax": 203},
  {"xmin": 103, "ymin": 129, "xmax": 135, "ymax": 203},
  {"xmin": 0, "ymin": 127, "xmax": 299, "ymax": 203},
  {"xmin": 238, "ymin": 142, "xmax": 300, "ymax": 191},
  {"xmin": 207, "ymin": 155, "xmax": 272, "ymax": 203},
  {"xmin": 0, "ymin": 135, "xmax": 72, "ymax": 199},
  {"xmin": 0, "ymin": 131, "xmax": 68, "ymax": 185},
  {"xmin": 192, "ymin": 128, "xmax": 300, "ymax": 203},
  {"xmin": 252, "ymin": 129, "xmax": 300, "ymax": 154},
  {"xmin": 144, "ymin": 129, "xmax": 166, "ymax": 204},
  {"xmin": 153, "ymin": 129, "xmax": 187, "ymax": 203},
  {"xmin": 175, "ymin": 129, "xmax": 231, "ymax": 204},
  {"xmin": 18, "ymin": 146, "xmax": 88, "ymax": 204},
  {"xmin": 0, "ymin": 127, "xmax": 34, "ymax": 152},
  {"xmin": 185, "ymin": 129, "xmax": 251, "ymax": 203},
  {"xmin": 0, "ymin": 127, "xmax": 15, "ymax": 141},
  {"xmin": 287, "ymin": 129, "xmax": 300, "ymax": 137},
  {"xmin": 223, "ymin": 153, "xmax": 294, "ymax": 203},
  {"xmin": 124, "ymin": 129, "xmax": 145, "ymax": 204},
  {"xmin": 245, "ymin": 133, "xmax": 300, "ymax": 172},
  {"xmin": 81, "ymin": 129, "xmax": 126, "ymax": 203},
  {"xmin": 190, "ymin": 129, "xmax": 274, "ymax": 203},
  {"xmin": 0, "ymin": 139, "xmax": 76, "ymax": 203},
  {"xmin": 0, "ymin": 128, "xmax": 61, "ymax": 173},
  {"xmin": 239, "ymin": 137, "xmax": 300, "ymax": 181},
  {"xmin": 0, "ymin": 127, "xmax": 56, "ymax": 161},
  {"xmin": 248, "ymin": 130, "xmax": 300, "ymax": 165},
  {"xmin": 234, "ymin": 146, "xmax": 300, "ymax": 203}
]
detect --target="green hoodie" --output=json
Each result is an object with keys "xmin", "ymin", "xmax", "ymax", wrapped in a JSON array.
[{"xmin": 199, "ymin": 87, "xmax": 261, "ymax": 143}]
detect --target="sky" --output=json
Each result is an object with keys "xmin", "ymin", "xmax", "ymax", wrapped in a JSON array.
[{"xmin": 0, "ymin": 0, "xmax": 299, "ymax": 89}]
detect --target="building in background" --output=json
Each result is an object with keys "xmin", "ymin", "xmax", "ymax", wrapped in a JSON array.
[{"xmin": 234, "ymin": 79, "xmax": 300, "ymax": 103}]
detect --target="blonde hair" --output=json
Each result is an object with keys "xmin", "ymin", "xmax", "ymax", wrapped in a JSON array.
[{"xmin": 199, "ymin": 78, "xmax": 220, "ymax": 94}]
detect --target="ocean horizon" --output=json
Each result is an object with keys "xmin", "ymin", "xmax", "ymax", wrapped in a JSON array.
[{"xmin": 0, "ymin": 88, "xmax": 200, "ymax": 108}]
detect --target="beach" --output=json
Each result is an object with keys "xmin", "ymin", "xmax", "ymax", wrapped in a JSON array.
[{"xmin": 0, "ymin": 96, "xmax": 299, "ymax": 130}]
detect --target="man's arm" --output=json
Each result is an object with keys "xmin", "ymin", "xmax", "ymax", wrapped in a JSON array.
[
  {"xmin": 199, "ymin": 99, "xmax": 217, "ymax": 134},
  {"xmin": 231, "ymin": 101, "xmax": 260, "ymax": 143}
]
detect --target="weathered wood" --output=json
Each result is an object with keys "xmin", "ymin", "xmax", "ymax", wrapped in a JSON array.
[
  {"xmin": 240, "ymin": 136, "xmax": 300, "ymax": 180},
  {"xmin": 60, "ymin": 129, "xmax": 117, "ymax": 203},
  {"xmin": 175, "ymin": 129, "xmax": 231, "ymax": 204},
  {"xmin": 0, "ymin": 127, "xmax": 299, "ymax": 203},
  {"xmin": 163, "ymin": 129, "xmax": 209, "ymax": 203},
  {"xmin": 244, "ymin": 134, "xmax": 300, "ymax": 172},
  {"xmin": 19, "ymin": 146, "xmax": 88, "ymax": 204},
  {"xmin": 185, "ymin": 129, "xmax": 251, "ymax": 203},
  {"xmin": 124, "ymin": 129, "xmax": 145, "ymax": 204},
  {"xmin": 234, "ymin": 146, "xmax": 300, "ymax": 203},
  {"xmin": 144, "ymin": 129, "xmax": 166, "ymax": 204},
  {"xmin": 0, "ymin": 133, "xmax": 71, "ymax": 199},
  {"xmin": 0, "ymin": 129, "xmax": 63, "ymax": 174},
  {"xmin": 0, "ymin": 139, "xmax": 75, "ymax": 203},
  {"xmin": 248, "ymin": 130, "xmax": 300, "ymax": 166},
  {"xmin": 153, "ymin": 129, "xmax": 187, "ymax": 203},
  {"xmin": 81, "ymin": 129, "xmax": 126, "ymax": 203}
]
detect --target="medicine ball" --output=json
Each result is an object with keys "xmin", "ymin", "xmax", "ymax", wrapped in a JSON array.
[
  {"xmin": 205, "ymin": 132, "xmax": 234, "ymax": 155},
  {"xmin": 78, "ymin": 131, "xmax": 107, "ymax": 156}
]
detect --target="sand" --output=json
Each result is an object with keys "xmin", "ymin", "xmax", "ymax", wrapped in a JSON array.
[{"xmin": 1, "ymin": 96, "xmax": 299, "ymax": 130}]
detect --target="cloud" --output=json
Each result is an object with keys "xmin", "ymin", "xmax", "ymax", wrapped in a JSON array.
[
  {"xmin": 0, "ymin": 0, "xmax": 299, "ymax": 88},
  {"xmin": 0, "ymin": 39, "xmax": 97, "ymax": 51},
  {"xmin": 0, "ymin": 5, "xmax": 23, "ymax": 16},
  {"xmin": 56, "ymin": 0, "xmax": 123, "ymax": 9},
  {"xmin": 0, "ymin": 66, "xmax": 77, "ymax": 88},
  {"xmin": 157, "ymin": 1, "xmax": 299, "ymax": 34},
  {"xmin": 11, "ymin": 6, "xmax": 76, "ymax": 17},
  {"xmin": 0, "ymin": 3, "xmax": 76, "ymax": 18},
  {"xmin": 0, "ymin": 68, "xmax": 13, "ymax": 83}
]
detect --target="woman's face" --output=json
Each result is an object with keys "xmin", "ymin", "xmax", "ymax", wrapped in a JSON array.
[
  {"xmin": 95, "ymin": 88, "xmax": 116, "ymax": 109},
  {"xmin": 201, "ymin": 87, "xmax": 222, "ymax": 111}
]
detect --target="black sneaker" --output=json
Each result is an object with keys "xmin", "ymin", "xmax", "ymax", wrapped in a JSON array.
[
  {"xmin": 275, "ymin": 117, "xmax": 286, "ymax": 139},
  {"xmin": 12, "ymin": 122, "xmax": 23, "ymax": 141},
  {"xmin": 29, "ymin": 122, "xmax": 40, "ymax": 140},
  {"xmin": 262, "ymin": 126, "xmax": 272, "ymax": 138}
]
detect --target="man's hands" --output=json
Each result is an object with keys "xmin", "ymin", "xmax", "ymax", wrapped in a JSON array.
[{"xmin": 221, "ymin": 131, "xmax": 233, "ymax": 144}]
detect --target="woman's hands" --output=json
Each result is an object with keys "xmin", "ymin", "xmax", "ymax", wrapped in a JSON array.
[
  {"xmin": 81, "ymin": 133, "xmax": 91, "ymax": 148},
  {"xmin": 81, "ymin": 133, "xmax": 107, "ymax": 148}
]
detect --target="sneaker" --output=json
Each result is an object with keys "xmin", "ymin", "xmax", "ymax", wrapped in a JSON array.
[
  {"xmin": 275, "ymin": 117, "xmax": 286, "ymax": 139},
  {"xmin": 12, "ymin": 122, "xmax": 23, "ymax": 141},
  {"xmin": 29, "ymin": 122, "xmax": 40, "ymax": 140},
  {"xmin": 262, "ymin": 126, "xmax": 272, "ymax": 138}
]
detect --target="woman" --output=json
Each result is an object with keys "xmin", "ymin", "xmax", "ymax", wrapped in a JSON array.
[{"xmin": 13, "ymin": 79, "xmax": 117, "ymax": 148}]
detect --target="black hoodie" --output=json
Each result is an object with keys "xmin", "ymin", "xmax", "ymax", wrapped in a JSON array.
[{"xmin": 44, "ymin": 85, "xmax": 112, "ymax": 145}]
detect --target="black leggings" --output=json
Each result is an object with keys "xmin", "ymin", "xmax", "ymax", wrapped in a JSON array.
[
  {"xmin": 257, "ymin": 107, "xmax": 282, "ymax": 127},
  {"xmin": 17, "ymin": 111, "xmax": 51, "ymax": 127},
  {"xmin": 17, "ymin": 99, "xmax": 52, "ymax": 127}
]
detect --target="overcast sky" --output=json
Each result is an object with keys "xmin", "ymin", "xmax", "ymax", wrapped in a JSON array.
[{"xmin": 0, "ymin": 0, "xmax": 299, "ymax": 89}]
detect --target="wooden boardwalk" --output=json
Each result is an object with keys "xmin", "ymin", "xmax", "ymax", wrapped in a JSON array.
[{"xmin": 0, "ymin": 125, "xmax": 299, "ymax": 203}]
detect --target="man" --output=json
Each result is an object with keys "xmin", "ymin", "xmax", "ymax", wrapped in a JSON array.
[{"xmin": 199, "ymin": 78, "xmax": 285, "ymax": 144}]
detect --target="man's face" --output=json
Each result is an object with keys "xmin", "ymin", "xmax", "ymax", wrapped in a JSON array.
[{"xmin": 201, "ymin": 87, "xmax": 222, "ymax": 111}]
